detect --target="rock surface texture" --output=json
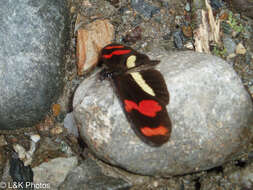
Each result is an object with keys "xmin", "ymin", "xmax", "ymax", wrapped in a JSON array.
[
  {"xmin": 33, "ymin": 157, "xmax": 78, "ymax": 190},
  {"xmin": 0, "ymin": 0, "xmax": 69, "ymax": 130},
  {"xmin": 73, "ymin": 50, "xmax": 253, "ymax": 176},
  {"xmin": 59, "ymin": 158, "xmax": 131, "ymax": 190}
]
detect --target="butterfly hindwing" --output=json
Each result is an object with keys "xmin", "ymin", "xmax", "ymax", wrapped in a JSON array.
[{"xmin": 112, "ymin": 70, "xmax": 171, "ymax": 146}]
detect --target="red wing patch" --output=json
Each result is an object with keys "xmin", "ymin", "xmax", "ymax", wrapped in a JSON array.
[
  {"xmin": 105, "ymin": 45, "xmax": 124, "ymax": 49},
  {"xmin": 124, "ymin": 99, "xmax": 162, "ymax": 117},
  {"xmin": 102, "ymin": 49, "xmax": 131, "ymax": 59},
  {"xmin": 140, "ymin": 126, "xmax": 168, "ymax": 136}
]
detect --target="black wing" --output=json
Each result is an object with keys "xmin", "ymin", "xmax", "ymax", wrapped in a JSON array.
[{"xmin": 112, "ymin": 69, "xmax": 171, "ymax": 146}]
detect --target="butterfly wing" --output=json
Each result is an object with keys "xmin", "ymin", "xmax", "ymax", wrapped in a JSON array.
[{"xmin": 112, "ymin": 69, "xmax": 171, "ymax": 146}]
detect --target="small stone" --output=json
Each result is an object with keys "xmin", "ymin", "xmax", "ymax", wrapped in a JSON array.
[
  {"xmin": 185, "ymin": 2, "xmax": 191, "ymax": 12},
  {"xmin": 30, "ymin": 134, "xmax": 40, "ymax": 143},
  {"xmin": 184, "ymin": 41, "xmax": 194, "ymax": 50},
  {"xmin": 223, "ymin": 36, "xmax": 236, "ymax": 54},
  {"xmin": 52, "ymin": 104, "xmax": 61, "ymax": 117},
  {"xmin": 173, "ymin": 29, "xmax": 184, "ymax": 49},
  {"xmin": 131, "ymin": 0, "xmax": 160, "ymax": 19},
  {"xmin": 76, "ymin": 19, "xmax": 114, "ymax": 75},
  {"xmin": 0, "ymin": 135, "xmax": 7, "ymax": 146},
  {"xmin": 236, "ymin": 43, "xmax": 247, "ymax": 55},
  {"xmin": 35, "ymin": 116, "xmax": 54, "ymax": 133},
  {"xmin": 182, "ymin": 25, "xmax": 193, "ymax": 37},
  {"xmin": 73, "ymin": 50, "xmax": 253, "ymax": 176},
  {"xmin": 64, "ymin": 112, "xmax": 78, "ymax": 137},
  {"xmin": 227, "ymin": 53, "xmax": 236, "ymax": 59},
  {"xmin": 50, "ymin": 125, "xmax": 63, "ymax": 135},
  {"xmin": 33, "ymin": 157, "xmax": 78, "ymax": 190},
  {"xmin": 13, "ymin": 144, "xmax": 27, "ymax": 161}
]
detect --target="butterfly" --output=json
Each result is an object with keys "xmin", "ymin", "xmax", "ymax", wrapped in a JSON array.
[{"xmin": 98, "ymin": 43, "xmax": 172, "ymax": 146}]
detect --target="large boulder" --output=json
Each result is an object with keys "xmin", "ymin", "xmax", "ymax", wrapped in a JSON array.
[
  {"xmin": 73, "ymin": 50, "xmax": 253, "ymax": 176},
  {"xmin": 0, "ymin": 0, "xmax": 69, "ymax": 129}
]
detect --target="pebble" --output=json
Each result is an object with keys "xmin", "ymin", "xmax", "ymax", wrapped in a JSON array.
[
  {"xmin": 73, "ymin": 50, "xmax": 253, "ymax": 176},
  {"xmin": 13, "ymin": 136, "xmax": 39, "ymax": 166},
  {"xmin": 0, "ymin": 136, "xmax": 7, "ymax": 146},
  {"xmin": 63, "ymin": 112, "xmax": 78, "ymax": 137},
  {"xmin": 0, "ymin": 0, "xmax": 69, "ymax": 130},
  {"xmin": 50, "ymin": 125, "xmax": 63, "ymax": 135},
  {"xmin": 52, "ymin": 104, "xmax": 61, "ymax": 117},
  {"xmin": 185, "ymin": 2, "xmax": 191, "ymax": 12},
  {"xmin": 173, "ymin": 29, "xmax": 184, "ymax": 49},
  {"xmin": 223, "ymin": 36, "xmax": 236, "ymax": 55},
  {"xmin": 30, "ymin": 134, "xmax": 40, "ymax": 143},
  {"xmin": 236, "ymin": 43, "xmax": 247, "ymax": 55},
  {"xmin": 33, "ymin": 157, "xmax": 78, "ymax": 190}
]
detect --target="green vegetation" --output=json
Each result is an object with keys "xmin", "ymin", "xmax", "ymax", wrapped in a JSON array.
[
  {"xmin": 227, "ymin": 11, "xmax": 244, "ymax": 33},
  {"xmin": 212, "ymin": 45, "xmax": 227, "ymax": 58}
]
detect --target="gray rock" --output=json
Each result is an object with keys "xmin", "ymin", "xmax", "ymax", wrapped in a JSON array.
[
  {"xmin": 73, "ymin": 51, "xmax": 253, "ymax": 176},
  {"xmin": 223, "ymin": 36, "xmax": 236, "ymax": 55},
  {"xmin": 59, "ymin": 158, "xmax": 131, "ymax": 190},
  {"xmin": 0, "ymin": 0, "xmax": 69, "ymax": 130},
  {"xmin": 33, "ymin": 157, "xmax": 78, "ymax": 190},
  {"xmin": 64, "ymin": 112, "xmax": 78, "ymax": 137}
]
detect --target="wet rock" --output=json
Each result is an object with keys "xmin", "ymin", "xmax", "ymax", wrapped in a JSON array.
[
  {"xmin": 73, "ymin": 50, "xmax": 253, "ymax": 176},
  {"xmin": 131, "ymin": 0, "xmax": 160, "ymax": 19},
  {"xmin": 59, "ymin": 158, "xmax": 131, "ymax": 190},
  {"xmin": 0, "ymin": 0, "xmax": 69, "ymax": 130},
  {"xmin": 33, "ymin": 157, "xmax": 78, "ymax": 190}
]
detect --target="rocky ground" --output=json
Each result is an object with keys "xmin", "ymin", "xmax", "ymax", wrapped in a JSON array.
[{"xmin": 0, "ymin": 0, "xmax": 253, "ymax": 189}]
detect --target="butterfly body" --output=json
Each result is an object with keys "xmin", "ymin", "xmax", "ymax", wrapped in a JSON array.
[{"xmin": 99, "ymin": 44, "xmax": 171, "ymax": 146}]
